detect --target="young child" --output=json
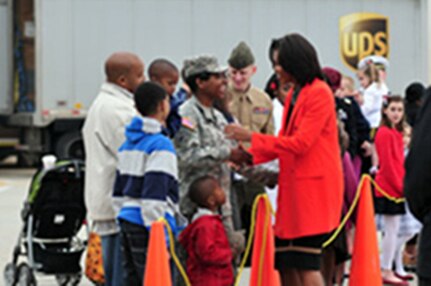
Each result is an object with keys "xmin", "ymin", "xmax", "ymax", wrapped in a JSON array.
[
  {"xmin": 148, "ymin": 59, "xmax": 181, "ymax": 137},
  {"xmin": 337, "ymin": 75, "xmax": 372, "ymax": 178},
  {"xmin": 113, "ymin": 82, "xmax": 181, "ymax": 286},
  {"xmin": 357, "ymin": 62, "xmax": 389, "ymax": 131},
  {"xmin": 179, "ymin": 175, "xmax": 234, "ymax": 286},
  {"xmin": 338, "ymin": 75, "xmax": 363, "ymax": 106},
  {"xmin": 374, "ymin": 95, "xmax": 409, "ymax": 286},
  {"xmin": 357, "ymin": 63, "xmax": 386, "ymax": 175}
]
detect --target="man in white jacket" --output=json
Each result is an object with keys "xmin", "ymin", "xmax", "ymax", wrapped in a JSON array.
[{"xmin": 82, "ymin": 52, "xmax": 145, "ymax": 286}]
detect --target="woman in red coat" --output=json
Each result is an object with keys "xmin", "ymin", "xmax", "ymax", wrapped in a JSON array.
[{"xmin": 225, "ymin": 34, "xmax": 343, "ymax": 286}]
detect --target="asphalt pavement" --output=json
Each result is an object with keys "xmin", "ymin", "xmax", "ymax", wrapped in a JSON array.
[
  {"xmin": 0, "ymin": 166, "xmax": 418, "ymax": 286},
  {"xmin": 0, "ymin": 167, "xmax": 250, "ymax": 286}
]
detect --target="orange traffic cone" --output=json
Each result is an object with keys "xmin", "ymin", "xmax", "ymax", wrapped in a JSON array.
[
  {"xmin": 143, "ymin": 221, "xmax": 172, "ymax": 286},
  {"xmin": 349, "ymin": 176, "xmax": 382, "ymax": 286},
  {"xmin": 250, "ymin": 195, "xmax": 280, "ymax": 286}
]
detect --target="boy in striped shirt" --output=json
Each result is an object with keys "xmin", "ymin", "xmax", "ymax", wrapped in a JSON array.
[{"xmin": 113, "ymin": 82, "xmax": 181, "ymax": 286}]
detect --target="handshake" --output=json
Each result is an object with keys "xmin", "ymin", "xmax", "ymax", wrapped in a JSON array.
[
  {"xmin": 229, "ymin": 145, "xmax": 253, "ymax": 167},
  {"xmin": 225, "ymin": 123, "xmax": 254, "ymax": 167},
  {"xmin": 225, "ymin": 123, "xmax": 279, "ymax": 187}
]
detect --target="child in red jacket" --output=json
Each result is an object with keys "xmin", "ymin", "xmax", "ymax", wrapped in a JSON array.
[{"xmin": 179, "ymin": 175, "xmax": 234, "ymax": 286}]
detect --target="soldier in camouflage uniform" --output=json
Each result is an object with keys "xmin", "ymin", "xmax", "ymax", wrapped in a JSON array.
[{"xmin": 174, "ymin": 55, "xmax": 249, "ymax": 256}]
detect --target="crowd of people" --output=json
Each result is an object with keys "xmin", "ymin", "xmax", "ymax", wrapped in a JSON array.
[{"xmin": 82, "ymin": 33, "xmax": 431, "ymax": 286}]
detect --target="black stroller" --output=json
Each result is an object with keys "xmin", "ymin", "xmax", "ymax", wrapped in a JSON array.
[{"xmin": 3, "ymin": 159, "xmax": 87, "ymax": 286}]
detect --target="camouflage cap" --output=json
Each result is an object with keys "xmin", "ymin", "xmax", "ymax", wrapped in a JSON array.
[
  {"xmin": 228, "ymin": 41, "xmax": 255, "ymax": 69},
  {"xmin": 183, "ymin": 55, "xmax": 226, "ymax": 79}
]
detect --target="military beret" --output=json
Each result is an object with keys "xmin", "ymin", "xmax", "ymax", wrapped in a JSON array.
[{"xmin": 228, "ymin": 41, "xmax": 255, "ymax": 69}]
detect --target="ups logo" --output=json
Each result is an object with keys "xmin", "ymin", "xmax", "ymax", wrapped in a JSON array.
[{"xmin": 339, "ymin": 13, "xmax": 389, "ymax": 70}]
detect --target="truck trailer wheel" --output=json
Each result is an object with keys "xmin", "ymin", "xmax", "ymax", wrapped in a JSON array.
[{"xmin": 55, "ymin": 131, "xmax": 85, "ymax": 160}]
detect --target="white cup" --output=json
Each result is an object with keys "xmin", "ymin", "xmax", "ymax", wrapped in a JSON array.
[{"xmin": 42, "ymin": 155, "xmax": 57, "ymax": 170}]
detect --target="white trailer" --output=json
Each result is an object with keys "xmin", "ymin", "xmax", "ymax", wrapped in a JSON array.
[{"xmin": 0, "ymin": 0, "xmax": 430, "ymax": 165}]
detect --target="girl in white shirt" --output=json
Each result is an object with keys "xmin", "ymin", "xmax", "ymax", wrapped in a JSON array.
[
  {"xmin": 357, "ymin": 62, "xmax": 389, "ymax": 174},
  {"xmin": 357, "ymin": 62, "xmax": 389, "ymax": 130}
]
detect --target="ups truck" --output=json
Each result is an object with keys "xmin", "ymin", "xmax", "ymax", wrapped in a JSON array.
[{"xmin": 0, "ymin": 0, "xmax": 430, "ymax": 165}]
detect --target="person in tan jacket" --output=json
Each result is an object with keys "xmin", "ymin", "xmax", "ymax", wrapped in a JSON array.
[
  {"xmin": 227, "ymin": 42, "xmax": 274, "ymax": 142},
  {"xmin": 82, "ymin": 52, "xmax": 145, "ymax": 286},
  {"xmin": 226, "ymin": 42, "xmax": 274, "ymax": 253}
]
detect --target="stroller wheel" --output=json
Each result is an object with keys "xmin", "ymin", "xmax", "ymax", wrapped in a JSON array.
[
  {"xmin": 68, "ymin": 273, "xmax": 82, "ymax": 286},
  {"xmin": 55, "ymin": 273, "xmax": 81, "ymax": 286},
  {"xmin": 3, "ymin": 263, "xmax": 18, "ymax": 286},
  {"xmin": 16, "ymin": 263, "xmax": 36, "ymax": 286},
  {"xmin": 55, "ymin": 274, "xmax": 70, "ymax": 286}
]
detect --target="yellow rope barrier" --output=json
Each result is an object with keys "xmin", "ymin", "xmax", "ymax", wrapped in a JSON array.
[
  {"xmin": 369, "ymin": 176, "xmax": 406, "ymax": 204},
  {"xmin": 155, "ymin": 173, "xmax": 405, "ymax": 285},
  {"xmin": 159, "ymin": 218, "xmax": 191, "ymax": 286},
  {"xmin": 234, "ymin": 193, "xmax": 263, "ymax": 286},
  {"xmin": 234, "ymin": 194, "xmax": 274, "ymax": 286},
  {"xmin": 322, "ymin": 174, "xmax": 405, "ymax": 248},
  {"xmin": 156, "ymin": 194, "xmax": 274, "ymax": 286},
  {"xmin": 322, "ymin": 175, "xmax": 364, "ymax": 248}
]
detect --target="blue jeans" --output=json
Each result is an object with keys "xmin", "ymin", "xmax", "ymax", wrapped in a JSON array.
[{"xmin": 101, "ymin": 232, "xmax": 123, "ymax": 286}]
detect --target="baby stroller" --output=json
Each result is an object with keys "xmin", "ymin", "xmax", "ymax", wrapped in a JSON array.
[{"xmin": 3, "ymin": 159, "xmax": 87, "ymax": 286}]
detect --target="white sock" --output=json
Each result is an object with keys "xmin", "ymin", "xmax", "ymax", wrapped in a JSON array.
[
  {"xmin": 381, "ymin": 215, "xmax": 401, "ymax": 270},
  {"xmin": 394, "ymin": 233, "xmax": 415, "ymax": 275}
]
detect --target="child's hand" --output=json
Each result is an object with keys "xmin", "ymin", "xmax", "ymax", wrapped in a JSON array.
[{"xmin": 369, "ymin": 165, "xmax": 378, "ymax": 175}]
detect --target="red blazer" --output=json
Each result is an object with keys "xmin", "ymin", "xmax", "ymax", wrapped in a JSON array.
[
  {"xmin": 374, "ymin": 126, "xmax": 405, "ymax": 198},
  {"xmin": 179, "ymin": 215, "xmax": 234, "ymax": 286},
  {"xmin": 249, "ymin": 78, "xmax": 344, "ymax": 239}
]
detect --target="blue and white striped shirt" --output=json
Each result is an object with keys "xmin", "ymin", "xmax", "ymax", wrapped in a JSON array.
[{"xmin": 113, "ymin": 116, "xmax": 180, "ymax": 231}]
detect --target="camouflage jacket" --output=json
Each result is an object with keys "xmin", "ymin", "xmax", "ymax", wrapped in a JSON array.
[{"xmin": 174, "ymin": 96, "xmax": 234, "ymax": 218}]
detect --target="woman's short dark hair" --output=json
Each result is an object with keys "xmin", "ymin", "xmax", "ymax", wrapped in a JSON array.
[
  {"xmin": 278, "ymin": 33, "xmax": 323, "ymax": 87},
  {"xmin": 185, "ymin": 72, "xmax": 211, "ymax": 93}
]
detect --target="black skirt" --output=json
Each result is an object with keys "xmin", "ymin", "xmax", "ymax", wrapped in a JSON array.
[
  {"xmin": 275, "ymin": 232, "xmax": 330, "ymax": 271},
  {"xmin": 374, "ymin": 197, "xmax": 406, "ymax": 215},
  {"xmin": 333, "ymin": 228, "xmax": 350, "ymax": 265}
]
